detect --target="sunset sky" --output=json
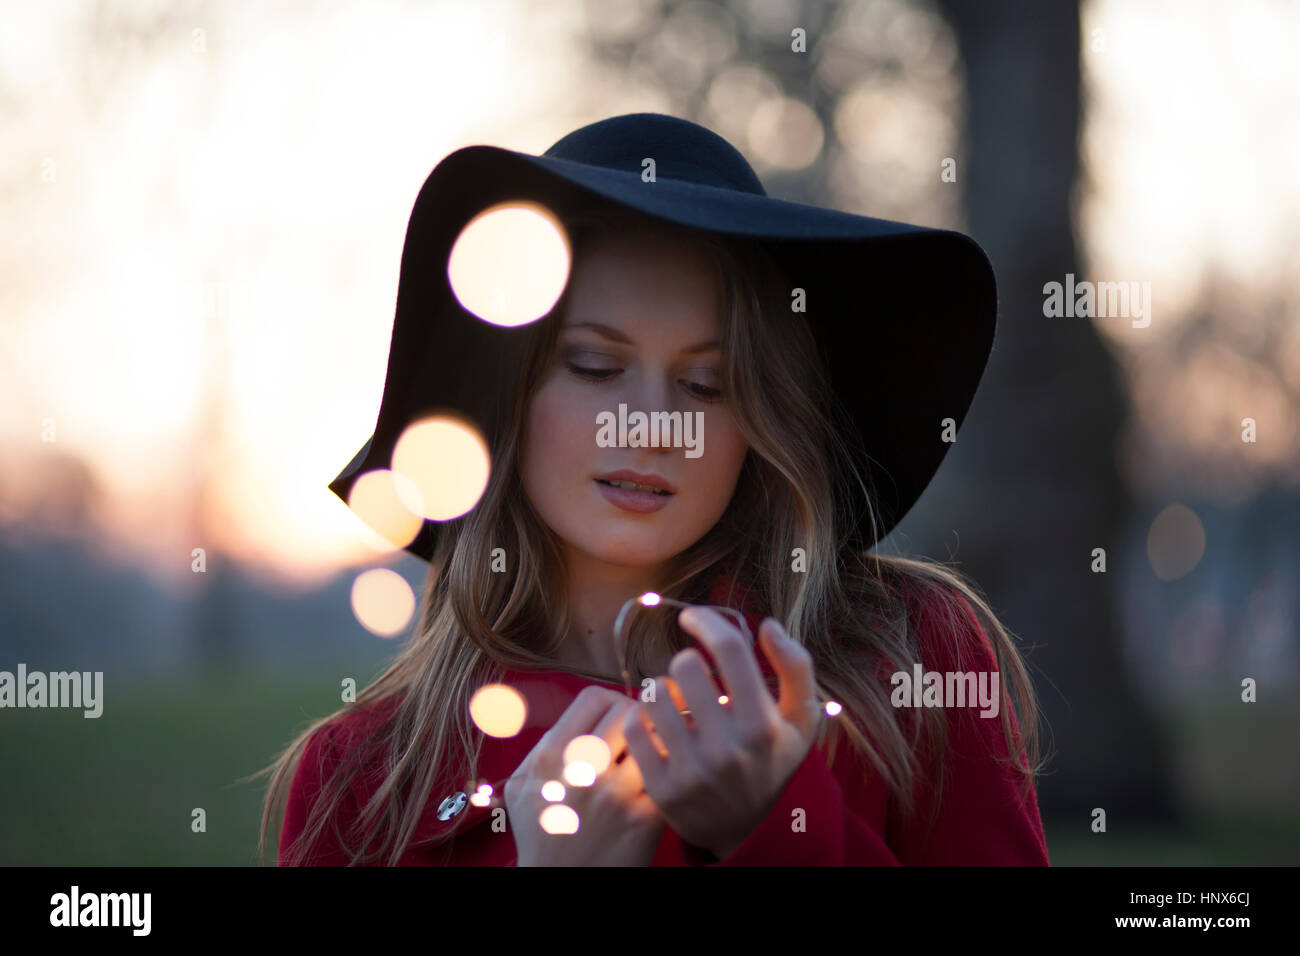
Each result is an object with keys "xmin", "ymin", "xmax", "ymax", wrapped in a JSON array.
[{"xmin": 2, "ymin": 0, "xmax": 1296, "ymax": 592}]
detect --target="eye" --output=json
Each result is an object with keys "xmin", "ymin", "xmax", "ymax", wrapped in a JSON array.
[
  {"xmin": 682, "ymin": 380, "xmax": 724, "ymax": 402},
  {"xmin": 565, "ymin": 361, "xmax": 724, "ymax": 401},
  {"xmin": 566, "ymin": 362, "xmax": 620, "ymax": 382}
]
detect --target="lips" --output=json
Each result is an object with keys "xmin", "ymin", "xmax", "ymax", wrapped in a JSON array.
[
  {"xmin": 593, "ymin": 470, "xmax": 676, "ymax": 514},
  {"xmin": 593, "ymin": 470, "xmax": 677, "ymax": 494},
  {"xmin": 595, "ymin": 478, "xmax": 672, "ymax": 496}
]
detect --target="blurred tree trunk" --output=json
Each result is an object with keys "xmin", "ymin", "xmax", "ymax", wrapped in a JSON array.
[
  {"xmin": 930, "ymin": 0, "xmax": 1179, "ymax": 825},
  {"xmin": 581, "ymin": 0, "xmax": 1179, "ymax": 829},
  {"xmin": 189, "ymin": 282, "xmax": 241, "ymax": 673}
]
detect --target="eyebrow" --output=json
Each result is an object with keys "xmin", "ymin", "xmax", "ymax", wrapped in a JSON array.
[{"xmin": 564, "ymin": 321, "xmax": 721, "ymax": 354}]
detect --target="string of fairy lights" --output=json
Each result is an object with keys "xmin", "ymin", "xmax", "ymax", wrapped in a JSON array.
[{"xmin": 462, "ymin": 591, "xmax": 843, "ymax": 834}]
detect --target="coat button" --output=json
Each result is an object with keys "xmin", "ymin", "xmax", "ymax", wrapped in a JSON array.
[{"xmin": 437, "ymin": 792, "xmax": 468, "ymax": 821}]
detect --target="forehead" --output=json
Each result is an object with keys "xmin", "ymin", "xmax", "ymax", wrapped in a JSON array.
[{"xmin": 560, "ymin": 230, "xmax": 721, "ymax": 337}]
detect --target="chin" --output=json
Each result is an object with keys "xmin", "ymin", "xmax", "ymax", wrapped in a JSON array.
[{"xmin": 580, "ymin": 535, "xmax": 679, "ymax": 569}]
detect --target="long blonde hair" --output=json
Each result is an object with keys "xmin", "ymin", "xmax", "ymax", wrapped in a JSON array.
[{"xmin": 255, "ymin": 199, "xmax": 1047, "ymax": 865}]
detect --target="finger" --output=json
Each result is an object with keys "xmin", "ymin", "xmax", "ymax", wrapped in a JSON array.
[
  {"xmin": 653, "ymin": 673, "xmax": 689, "ymax": 714},
  {"xmin": 667, "ymin": 648, "xmax": 729, "ymax": 741},
  {"xmin": 622, "ymin": 704, "xmax": 668, "ymax": 792},
  {"xmin": 641, "ymin": 674, "xmax": 692, "ymax": 727},
  {"xmin": 644, "ymin": 672, "xmax": 697, "ymax": 761},
  {"xmin": 625, "ymin": 790, "xmax": 663, "ymax": 828},
  {"xmin": 528, "ymin": 686, "xmax": 630, "ymax": 775},
  {"xmin": 677, "ymin": 607, "xmax": 777, "ymax": 728},
  {"xmin": 542, "ymin": 728, "xmax": 626, "ymax": 803},
  {"xmin": 601, "ymin": 743, "xmax": 648, "ymax": 798},
  {"xmin": 587, "ymin": 694, "xmax": 636, "ymax": 763},
  {"xmin": 561, "ymin": 695, "xmax": 638, "ymax": 784},
  {"xmin": 758, "ymin": 617, "xmax": 821, "ymax": 734},
  {"xmin": 628, "ymin": 695, "xmax": 669, "ymax": 758}
]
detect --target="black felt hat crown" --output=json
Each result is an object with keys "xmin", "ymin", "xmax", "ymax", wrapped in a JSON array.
[{"xmin": 329, "ymin": 112, "xmax": 997, "ymax": 563}]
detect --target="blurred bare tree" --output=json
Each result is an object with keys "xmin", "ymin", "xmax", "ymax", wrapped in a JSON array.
[
  {"xmin": 932, "ymin": 0, "xmax": 1177, "ymax": 824},
  {"xmin": 576, "ymin": 0, "xmax": 1178, "ymax": 827}
]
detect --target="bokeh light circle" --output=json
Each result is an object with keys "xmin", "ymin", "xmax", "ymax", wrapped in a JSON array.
[
  {"xmin": 391, "ymin": 415, "xmax": 490, "ymax": 521},
  {"xmin": 1147, "ymin": 503, "xmax": 1207, "ymax": 581},
  {"xmin": 349, "ymin": 567, "xmax": 416, "ymax": 638},
  {"xmin": 345, "ymin": 468, "xmax": 425, "ymax": 550},
  {"xmin": 446, "ymin": 201, "xmax": 571, "ymax": 327},
  {"xmin": 540, "ymin": 780, "xmax": 566, "ymax": 802},
  {"xmin": 539, "ymin": 804, "xmax": 580, "ymax": 834},
  {"xmin": 562, "ymin": 735, "xmax": 612, "ymax": 775},
  {"xmin": 469, "ymin": 683, "xmax": 528, "ymax": 738},
  {"xmin": 563, "ymin": 761, "xmax": 597, "ymax": 787}
]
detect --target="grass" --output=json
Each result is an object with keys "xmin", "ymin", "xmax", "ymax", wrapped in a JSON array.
[
  {"xmin": 1047, "ymin": 812, "xmax": 1300, "ymax": 865},
  {"xmin": 4, "ymin": 667, "xmax": 1295, "ymax": 865},
  {"xmin": 0, "ymin": 661, "xmax": 386, "ymax": 865}
]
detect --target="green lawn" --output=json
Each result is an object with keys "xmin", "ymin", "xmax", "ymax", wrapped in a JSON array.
[
  {"xmin": 3, "ymin": 668, "xmax": 1295, "ymax": 865},
  {"xmin": 1047, "ymin": 813, "xmax": 1300, "ymax": 865},
  {"xmin": 0, "ymin": 662, "xmax": 387, "ymax": 865}
]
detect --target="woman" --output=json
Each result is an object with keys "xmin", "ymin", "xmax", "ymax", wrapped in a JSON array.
[{"xmin": 259, "ymin": 113, "xmax": 1050, "ymax": 866}]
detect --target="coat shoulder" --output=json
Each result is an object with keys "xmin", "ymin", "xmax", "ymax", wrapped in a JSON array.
[{"xmin": 298, "ymin": 695, "xmax": 406, "ymax": 804}]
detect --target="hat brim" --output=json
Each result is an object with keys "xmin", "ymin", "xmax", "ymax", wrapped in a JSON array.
[{"xmin": 329, "ymin": 144, "xmax": 997, "ymax": 564}]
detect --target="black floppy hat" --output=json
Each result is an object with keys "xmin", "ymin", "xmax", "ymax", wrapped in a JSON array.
[{"xmin": 328, "ymin": 112, "xmax": 997, "ymax": 564}]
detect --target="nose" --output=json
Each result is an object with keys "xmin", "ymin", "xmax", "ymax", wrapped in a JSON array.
[
  {"xmin": 626, "ymin": 362, "xmax": 685, "ymax": 460},
  {"xmin": 626, "ymin": 361, "xmax": 683, "ymax": 419}
]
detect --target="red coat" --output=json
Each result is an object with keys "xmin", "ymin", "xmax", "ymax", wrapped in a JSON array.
[{"xmin": 280, "ymin": 572, "xmax": 1050, "ymax": 865}]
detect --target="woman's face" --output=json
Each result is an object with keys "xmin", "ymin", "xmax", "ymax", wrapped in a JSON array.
[{"xmin": 519, "ymin": 231, "xmax": 750, "ymax": 570}]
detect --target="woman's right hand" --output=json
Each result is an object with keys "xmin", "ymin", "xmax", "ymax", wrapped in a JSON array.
[{"xmin": 506, "ymin": 685, "xmax": 666, "ymax": 866}]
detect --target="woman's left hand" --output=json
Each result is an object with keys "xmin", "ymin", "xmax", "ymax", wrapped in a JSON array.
[{"xmin": 621, "ymin": 608, "xmax": 823, "ymax": 861}]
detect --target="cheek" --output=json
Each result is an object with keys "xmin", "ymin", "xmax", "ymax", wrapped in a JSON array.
[
  {"xmin": 521, "ymin": 387, "xmax": 591, "ymax": 489},
  {"xmin": 693, "ymin": 413, "xmax": 750, "ymax": 507}
]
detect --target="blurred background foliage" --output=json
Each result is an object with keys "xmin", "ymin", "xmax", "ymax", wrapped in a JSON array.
[{"xmin": 1, "ymin": 0, "xmax": 1297, "ymax": 864}]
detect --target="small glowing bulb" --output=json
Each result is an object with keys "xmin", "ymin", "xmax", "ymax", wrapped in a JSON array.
[
  {"xmin": 469, "ymin": 792, "xmax": 490, "ymax": 807},
  {"xmin": 563, "ymin": 761, "xmax": 597, "ymax": 787},
  {"xmin": 540, "ymin": 780, "xmax": 565, "ymax": 802},
  {"xmin": 639, "ymin": 592, "xmax": 661, "ymax": 606},
  {"xmin": 825, "ymin": 701, "xmax": 842, "ymax": 717},
  {"xmin": 477, "ymin": 783, "xmax": 493, "ymax": 795},
  {"xmin": 718, "ymin": 695, "xmax": 729, "ymax": 705}
]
